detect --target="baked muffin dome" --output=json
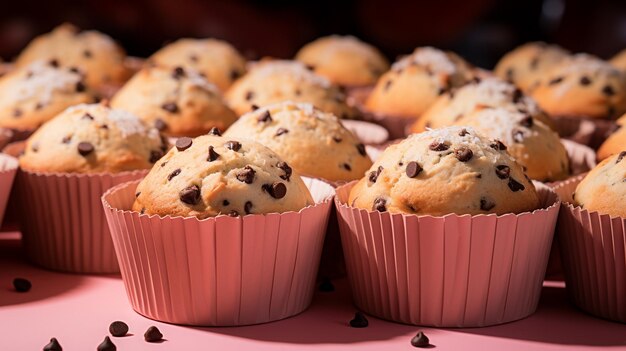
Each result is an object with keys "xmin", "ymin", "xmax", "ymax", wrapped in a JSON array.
[
  {"xmin": 349, "ymin": 126, "xmax": 540, "ymax": 216},
  {"xmin": 225, "ymin": 60, "xmax": 355, "ymax": 118},
  {"xmin": 365, "ymin": 47, "xmax": 475, "ymax": 118},
  {"xmin": 609, "ymin": 49, "xmax": 626, "ymax": 71},
  {"xmin": 574, "ymin": 151, "xmax": 626, "ymax": 217},
  {"xmin": 494, "ymin": 42, "xmax": 570, "ymax": 92},
  {"xmin": 133, "ymin": 134, "xmax": 314, "ymax": 218},
  {"xmin": 0, "ymin": 60, "xmax": 94, "ymax": 130},
  {"xmin": 15, "ymin": 23, "xmax": 129, "ymax": 90},
  {"xmin": 454, "ymin": 107, "xmax": 569, "ymax": 181},
  {"xmin": 529, "ymin": 54, "xmax": 626, "ymax": 119},
  {"xmin": 295, "ymin": 35, "xmax": 389, "ymax": 87},
  {"xmin": 148, "ymin": 38, "xmax": 247, "ymax": 92},
  {"xmin": 111, "ymin": 66, "xmax": 237, "ymax": 137},
  {"xmin": 597, "ymin": 113, "xmax": 626, "ymax": 160},
  {"xmin": 224, "ymin": 101, "xmax": 373, "ymax": 181},
  {"xmin": 411, "ymin": 77, "xmax": 553, "ymax": 132},
  {"xmin": 20, "ymin": 103, "xmax": 167, "ymax": 173}
]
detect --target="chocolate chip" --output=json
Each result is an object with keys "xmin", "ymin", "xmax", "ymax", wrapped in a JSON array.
[
  {"xmin": 43, "ymin": 338, "xmax": 62, "ymax": 351},
  {"xmin": 275, "ymin": 128, "xmax": 289, "ymax": 137},
  {"xmin": 277, "ymin": 161, "xmax": 292, "ymax": 181},
  {"xmin": 140, "ymin": 208, "xmax": 146, "ymax": 214},
  {"xmin": 100, "ymin": 124, "xmax": 109, "ymax": 129},
  {"xmin": 506, "ymin": 68, "xmax": 514, "ymax": 81},
  {"xmin": 429, "ymin": 141, "xmax": 449, "ymax": 151},
  {"xmin": 616, "ymin": 151, "xmax": 626, "ymax": 163},
  {"xmin": 580, "ymin": 76, "xmax": 592, "ymax": 86},
  {"xmin": 459, "ymin": 128, "xmax": 469, "ymax": 136},
  {"xmin": 172, "ymin": 66, "xmax": 185, "ymax": 79},
  {"xmin": 373, "ymin": 197, "xmax": 387, "ymax": 212},
  {"xmin": 251, "ymin": 104, "xmax": 259, "ymax": 111},
  {"xmin": 495, "ymin": 165, "xmax": 511, "ymax": 179},
  {"xmin": 603, "ymin": 85, "xmax": 616, "ymax": 96},
  {"xmin": 384, "ymin": 80, "xmax": 393, "ymax": 91},
  {"xmin": 179, "ymin": 185, "xmax": 201, "ymax": 205},
  {"xmin": 529, "ymin": 57, "xmax": 539, "ymax": 70},
  {"xmin": 512, "ymin": 88, "xmax": 523, "ymax": 103},
  {"xmin": 160, "ymin": 161, "xmax": 168, "ymax": 167},
  {"xmin": 244, "ymin": 201, "xmax": 253, "ymax": 214},
  {"xmin": 209, "ymin": 127, "xmax": 221, "ymax": 136},
  {"xmin": 135, "ymin": 192, "xmax": 141, "ymax": 198},
  {"xmin": 225, "ymin": 140, "xmax": 241, "ymax": 151},
  {"xmin": 149, "ymin": 150, "xmax": 164, "ymax": 163},
  {"xmin": 175, "ymin": 137, "xmax": 193, "ymax": 151},
  {"xmin": 369, "ymin": 166, "xmax": 384, "ymax": 183},
  {"xmin": 257, "ymin": 111, "xmax": 272, "ymax": 123},
  {"xmin": 245, "ymin": 91, "xmax": 255, "ymax": 101},
  {"xmin": 520, "ymin": 116, "xmax": 534, "ymax": 128},
  {"xmin": 13, "ymin": 109, "xmax": 22, "ymax": 118},
  {"xmin": 161, "ymin": 102, "xmax": 179, "ymax": 113},
  {"xmin": 189, "ymin": 54, "xmax": 198, "ymax": 62},
  {"xmin": 356, "ymin": 143, "xmax": 366, "ymax": 156},
  {"xmin": 48, "ymin": 59, "xmax": 59, "ymax": 68},
  {"xmin": 75, "ymin": 81, "xmax": 86, "ymax": 92},
  {"xmin": 97, "ymin": 336, "xmax": 116, "ymax": 351},
  {"xmin": 230, "ymin": 69, "xmax": 241, "ymax": 81},
  {"xmin": 349, "ymin": 312, "xmax": 369, "ymax": 328},
  {"xmin": 454, "ymin": 147, "xmax": 473, "ymax": 162},
  {"xmin": 263, "ymin": 182, "xmax": 287, "ymax": 199},
  {"xmin": 69, "ymin": 66, "xmax": 80, "ymax": 74},
  {"xmin": 406, "ymin": 161, "xmax": 422, "ymax": 178},
  {"xmin": 227, "ymin": 210, "xmax": 239, "ymax": 217},
  {"xmin": 490, "ymin": 139, "xmax": 507, "ymax": 151},
  {"xmin": 144, "ymin": 326, "xmax": 163, "ymax": 342},
  {"xmin": 295, "ymin": 88, "xmax": 302, "ymax": 96},
  {"xmin": 548, "ymin": 76, "xmax": 563, "ymax": 85},
  {"xmin": 82, "ymin": 113, "xmax": 94, "ymax": 120},
  {"xmin": 319, "ymin": 277, "xmax": 335, "ymax": 292},
  {"xmin": 305, "ymin": 64, "xmax": 315, "ymax": 71},
  {"xmin": 513, "ymin": 129, "xmax": 525, "ymax": 143},
  {"xmin": 13, "ymin": 278, "xmax": 31, "ymax": 292},
  {"xmin": 480, "ymin": 197, "xmax": 495, "ymax": 211},
  {"xmin": 207, "ymin": 146, "xmax": 220, "ymax": 162},
  {"xmin": 342, "ymin": 163, "xmax": 352, "ymax": 171},
  {"xmin": 109, "ymin": 321, "xmax": 129, "ymax": 337},
  {"xmin": 410, "ymin": 331, "xmax": 430, "ymax": 348},
  {"xmin": 77, "ymin": 142, "xmax": 94, "ymax": 156},
  {"xmin": 333, "ymin": 136, "xmax": 342, "ymax": 143},
  {"xmin": 83, "ymin": 49, "xmax": 92, "ymax": 58},
  {"xmin": 437, "ymin": 87, "xmax": 446, "ymax": 95},
  {"xmin": 167, "ymin": 169, "xmax": 181, "ymax": 181},
  {"xmin": 508, "ymin": 178, "xmax": 525, "ymax": 192},
  {"xmin": 154, "ymin": 118, "xmax": 167, "ymax": 131},
  {"xmin": 236, "ymin": 166, "xmax": 256, "ymax": 184}
]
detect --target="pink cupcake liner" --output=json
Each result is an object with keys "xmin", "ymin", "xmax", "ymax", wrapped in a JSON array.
[
  {"xmin": 16, "ymin": 169, "xmax": 147, "ymax": 273},
  {"xmin": 340, "ymin": 119, "xmax": 389, "ymax": 146},
  {"xmin": 0, "ymin": 154, "xmax": 18, "ymax": 225},
  {"xmin": 553, "ymin": 175, "xmax": 626, "ymax": 323},
  {"xmin": 552, "ymin": 117, "xmax": 616, "ymax": 150},
  {"xmin": 101, "ymin": 177, "xmax": 335, "ymax": 326},
  {"xmin": 335, "ymin": 182, "xmax": 559, "ymax": 327}
]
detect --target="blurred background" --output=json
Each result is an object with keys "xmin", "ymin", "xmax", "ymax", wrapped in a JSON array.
[{"xmin": 0, "ymin": 0, "xmax": 624, "ymax": 68}]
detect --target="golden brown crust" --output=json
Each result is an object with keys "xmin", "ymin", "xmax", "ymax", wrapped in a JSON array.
[{"xmin": 575, "ymin": 152, "xmax": 626, "ymax": 217}]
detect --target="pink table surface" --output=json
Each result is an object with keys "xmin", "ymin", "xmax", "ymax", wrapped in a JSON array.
[{"xmin": 1, "ymin": 231, "xmax": 625, "ymax": 351}]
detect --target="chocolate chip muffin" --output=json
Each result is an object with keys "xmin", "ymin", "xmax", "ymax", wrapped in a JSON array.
[
  {"xmin": 596, "ymin": 114, "xmax": 626, "ymax": 160},
  {"xmin": 349, "ymin": 126, "xmax": 540, "ymax": 216},
  {"xmin": 111, "ymin": 66, "xmax": 237, "ymax": 137},
  {"xmin": 225, "ymin": 60, "xmax": 355, "ymax": 118},
  {"xmin": 365, "ymin": 47, "xmax": 475, "ymax": 118},
  {"xmin": 494, "ymin": 42, "xmax": 570, "ymax": 91},
  {"xmin": 132, "ymin": 134, "xmax": 314, "ymax": 218},
  {"xmin": 454, "ymin": 107, "xmax": 569, "ymax": 181},
  {"xmin": 148, "ymin": 38, "xmax": 246, "ymax": 92},
  {"xmin": 529, "ymin": 54, "xmax": 626, "ymax": 119},
  {"xmin": 295, "ymin": 35, "xmax": 389, "ymax": 87},
  {"xmin": 573, "ymin": 151, "xmax": 626, "ymax": 217},
  {"xmin": 411, "ymin": 77, "xmax": 553, "ymax": 132},
  {"xmin": 609, "ymin": 49, "xmax": 626, "ymax": 71},
  {"xmin": 224, "ymin": 101, "xmax": 372, "ymax": 181},
  {"xmin": 20, "ymin": 103, "xmax": 167, "ymax": 173},
  {"xmin": 14, "ymin": 23, "xmax": 130, "ymax": 91},
  {"xmin": 0, "ymin": 60, "xmax": 94, "ymax": 130}
]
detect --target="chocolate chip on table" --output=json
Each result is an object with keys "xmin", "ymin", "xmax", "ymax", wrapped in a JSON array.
[
  {"xmin": 548, "ymin": 76, "xmax": 563, "ymax": 85},
  {"xmin": 342, "ymin": 163, "xmax": 352, "ymax": 171},
  {"xmin": 406, "ymin": 162, "xmax": 422, "ymax": 178},
  {"xmin": 172, "ymin": 66, "xmax": 185, "ymax": 79},
  {"xmin": 617, "ymin": 151, "xmax": 626, "ymax": 163},
  {"xmin": 480, "ymin": 197, "xmax": 496, "ymax": 211},
  {"xmin": 245, "ymin": 91, "xmax": 255, "ymax": 101},
  {"xmin": 75, "ymin": 81, "xmax": 86, "ymax": 92},
  {"xmin": 508, "ymin": 178, "xmax": 525, "ymax": 192},
  {"xmin": 236, "ymin": 166, "xmax": 256, "ymax": 184},
  {"xmin": 149, "ymin": 150, "xmax": 164, "ymax": 163},
  {"xmin": 175, "ymin": 137, "xmax": 193, "ymax": 151},
  {"xmin": 512, "ymin": 129, "xmax": 525, "ymax": 143},
  {"xmin": 77, "ymin": 142, "xmax": 94, "ymax": 156},
  {"xmin": 410, "ymin": 331, "xmax": 430, "ymax": 348},
  {"xmin": 207, "ymin": 146, "xmax": 220, "ymax": 162},
  {"xmin": 257, "ymin": 111, "xmax": 272, "ymax": 123},
  {"xmin": 179, "ymin": 185, "xmax": 201, "ymax": 205},
  {"xmin": 209, "ymin": 127, "xmax": 222, "ymax": 136},
  {"xmin": 161, "ymin": 102, "xmax": 179, "ymax": 113},
  {"xmin": 458, "ymin": 128, "xmax": 469, "ymax": 136},
  {"xmin": 349, "ymin": 312, "xmax": 369, "ymax": 328},
  {"xmin": 225, "ymin": 140, "xmax": 242, "ymax": 151},
  {"xmin": 43, "ymin": 337, "xmax": 62, "ymax": 351},
  {"xmin": 275, "ymin": 128, "xmax": 289, "ymax": 137},
  {"xmin": 429, "ymin": 141, "xmax": 449, "ymax": 151},
  {"xmin": 454, "ymin": 147, "xmax": 473, "ymax": 162},
  {"xmin": 519, "ymin": 116, "xmax": 534, "ymax": 128},
  {"xmin": 369, "ymin": 166, "xmax": 383, "ymax": 183},
  {"xmin": 109, "ymin": 321, "xmax": 129, "ymax": 337},
  {"xmin": 154, "ymin": 119, "xmax": 167, "ymax": 131},
  {"xmin": 262, "ymin": 182, "xmax": 287, "ymax": 199},
  {"xmin": 490, "ymin": 139, "xmax": 507, "ymax": 151},
  {"xmin": 167, "ymin": 169, "xmax": 181, "ymax": 181},
  {"xmin": 580, "ymin": 76, "xmax": 592, "ymax": 86},
  {"xmin": 244, "ymin": 201, "xmax": 253, "ymax": 214},
  {"xmin": 97, "ymin": 336, "xmax": 116, "ymax": 351},
  {"xmin": 495, "ymin": 165, "xmax": 511, "ymax": 179},
  {"xmin": 277, "ymin": 161, "xmax": 292, "ymax": 181},
  {"xmin": 356, "ymin": 143, "xmax": 366, "ymax": 156},
  {"xmin": 144, "ymin": 326, "xmax": 163, "ymax": 342},
  {"xmin": 13, "ymin": 278, "xmax": 31, "ymax": 292},
  {"xmin": 373, "ymin": 197, "xmax": 387, "ymax": 212},
  {"xmin": 603, "ymin": 85, "xmax": 616, "ymax": 96}
]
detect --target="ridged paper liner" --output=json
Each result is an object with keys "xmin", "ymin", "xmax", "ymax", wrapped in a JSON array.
[
  {"xmin": 0, "ymin": 154, "xmax": 18, "ymax": 225},
  {"xmin": 335, "ymin": 181, "xmax": 559, "ymax": 327},
  {"xmin": 553, "ymin": 175, "xmax": 626, "ymax": 323},
  {"xmin": 102, "ymin": 178, "xmax": 335, "ymax": 326},
  {"xmin": 552, "ymin": 117, "xmax": 616, "ymax": 150},
  {"xmin": 16, "ymin": 169, "xmax": 148, "ymax": 273}
]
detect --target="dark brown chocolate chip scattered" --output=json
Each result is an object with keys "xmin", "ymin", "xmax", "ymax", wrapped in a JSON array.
[
  {"xmin": 13, "ymin": 278, "xmax": 31, "ymax": 292},
  {"xmin": 176, "ymin": 137, "xmax": 193, "ymax": 151},
  {"xmin": 161, "ymin": 102, "xmax": 179, "ymax": 113},
  {"xmin": 109, "ymin": 321, "xmax": 129, "ymax": 337},
  {"xmin": 369, "ymin": 166, "xmax": 383, "ymax": 183},
  {"xmin": 603, "ymin": 85, "xmax": 616, "ymax": 96},
  {"xmin": 548, "ymin": 76, "xmax": 563, "ymax": 85},
  {"xmin": 140, "ymin": 207, "xmax": 146, "ymax": 215},
  {"xmin": 512, "ymin": 129, "xmax": 525, "ymax": 143},
  {"xmin": 245, "ymin": 91, "xmax": 255, "ymax": 101},
  {"xmin": 236, "ymin": 166, "xmax": 256, "ymax": 184},
  {"xmin": 225, "ymin": 140, "xmax": 242, "ymax": 151},
  {"xmin": 209, "ymin": 127, "xmax": 221, "ymax": 136},
  {"xmin": 495, "ymin": 165, "xmax": 511, "ymax": 179},
  {"xmin": 319, "ymin": 277, "xmax": 335, "ymax": 292},
  {"xmin": 100, "ymin": 124, "xmax": 109, "ymax": 130},
  {"xmin": 454, "ymin": 147, "xmax": 473, "ymax": 162},
  {"xmin": 77, "ymin": 142, "xmax": 94, "ymax": 156},
  {"xmin": 189, "ymin": 54, "xmax": 198, "ymax": 62},
  {"xmin": 97, "ymin": 336, "xmax": 116, "ymax": 351},
  {"xmin": 230, "ymin": 69, "xmax": 241, "ymax": 81},
  {"xmin": 580, "ymin": 76, "xmax": 592, "ymax": 86},
  {"xmin": 508, "ymin": 178, "xmax": 525, "ymax": 192},
  {"xmin": 149, "ymin": 150, "xmax": 164, "ymax": 163},
  {"xmin": 459, "ymin": 128, "xmax": 469, "ymax": 136},
  {"xmin": 167, "ymin": 169, "xmax": 181, "ymax": 181},
  {"xmin": 207, "ymin": 146, "xmax": 220, "ymax": 162},
  {"xmin": 222, "ymin": 199, "xmax": 230, "ymax": 206},
  {"xmin": 480, "ymin": 197, "xmax": 496, "ymax": 211},
  {"xmin": 275, "ymin": 128, "xmax": 289, "ymax": 137},
  {"xmin": 294, "ymin": 88, "xmax": 302, "ymax": 96},
  {"xmin": 333, "ymin": 136, "xmax": 342, "ymax": 143},
  {"xmin": 160, "ymin": 161, "xmax": 168, "ymax": 168},
  {"xmin": 616, "ymin": 151, "xmax": 626, "ymax": 163},
  {"xmin": 437, "ymin": 87, "xmax": 446, "ymax": 95},
  {"xmin": 349, "ymin": 312, "xmax": 369, "ymax": 328},
  {"xmin": 43, "ymin": 337, "xmax": 62, "ymax": 351},
  {"xmin": 135, "ymin": 192, "xmax": 141, "ymax": 198},
  {"xmin": 429, "ymin": 141, "xmax": 449, "ymax": 151},
  {"xmin": 512, "ymin": 88, "xmax": 523, "ymax": 103},
  {"xmin": 244, "ymin": 201, "xmax": 253, "ymax": 214},
  {"xmin": 506, "ymin": 68, "xmax": 514, "ymax": 81},
  {"xmin": 154, "ymin": 118, "xmax": 167, "ymax": 131},
  {"xmin": 172, "ymin": 66, "xmax": 185, "ymax": 79},
  {"xmin": 342, "ymin": 163, "xmax": 352, "ymax": 171},
  {"xmin": 227, "ymin": 210, "xmax": 239, "ymax": 217},
  {"xmin": 277, "ymin": 161, "xmax": 292, "ymax": 181},
  {"xmin": 356, "ymin": 143, "xmax": 366, "ymax": 156},
  {"xmin": 520, "ymin": 116, "xmax": 534, "ymax": 128},
  {"xmin": 384, "ymin": 80, "xmax": 393, "ymax": 91},
  {"xmin": 83, "ymin": 49, "xmax": 92, "ymax": 58},
  {"xmin": 82, "ymin": 113, "xmax": 94, "ymax": 120},
  {"xmin": 48, "ymin": 59, "xmax": 59, "ymax": 68},
  {"xmin": 410, "ymin": 331, "xmax": 430, "ymax": 348},
  {"xmin": 257, "ymin": 111, "xmax": 272, "ymax": 123},
  {"xmin": 373, "ymin": 197, "xmax": 387, "ymax": 212},
  {"xmin": 75, "ymin": 81, "xmax": 86, "ymax": 92},
  {"xmin": 490, "ymin": 139, "xmax": 507, "ymax": 151},
  {"xmin": 263, "ymin": 182, "xmax": 287, "ymax": 199},
  {"xmin": 251, "ymin": 104, "xmax": 259, "ymax": 111},
  {"xmin": 406, "ymin": 161, "xmax": 422, "ymax": 178},
  {"xmin": 179, "ymin": 185, "xmax": 201, "ymax": 205}
]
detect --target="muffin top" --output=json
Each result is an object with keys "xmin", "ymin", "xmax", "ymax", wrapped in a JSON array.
[
  {"xmin": 0, "ymin": 60, "xmax": 95, "ymax": 130},
  {"xmin": 365, "ymin": 46, "xmax": 475, "ymax": 118},
  {"xmin": 529, "ymin": 54, "xmax": 626, "ymax": 119},
  {"xmin": 20, "ymin": 103, "xmax": 167, "ymax": 173},
  {"xmin": 411, "ymin": 77, "xmax": 553, "ymax": 132},
  {"xmin": 15, "ymin": 23, "xmax": 129, "ymax": 90},
  {"xmin": 224, "ymin": 101, "xmax": 373, "ymax": 181},
  {"xmin": 295, "ymin": 35, "xmax": 389, "ymax": 87},
  {"xmin": 111, "ymin": 65, "xmax": 237, "ymax": 137},
  {"xmin": 348, "ymin": 126, "xmax": 540, "ymax": 216},
  {"xmin": 454, "ymin": 107, "xmax": 569, "ymax": 181},
  {"xmin": 597, "ymin": 114, "xmax": 626, "ymax": 160},
  {"xmin": 225, "ymin": 60, "xmax": 355, "ymax": 118},
  {"xmin": 132, "ymin": 133, "xmax": 314, "ymax": 219},
  {"xmin": 574, "ymin": 151, "xmax": 626, "ymax": 217},
  {"xmin": 494, "ymin": 42, "xmax": 570, "ymax": 91},
  {"xmin": 148, "ymin": 38, "xmax": 247, "ymax": 92},
  {"xmin": 609, "ymin": 49, "xmax": 626, "ymax": 71}
]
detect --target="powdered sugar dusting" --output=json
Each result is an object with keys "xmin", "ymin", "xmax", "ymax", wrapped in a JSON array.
[
  {"xmin": 249, "ymin": 60, "xmax": 331, "ymax": 88},
  {"xmin": 8, "ymin": 60, "xmax": 82, "ymax": 105},
  {"xmin": 392, "ymin": 47, "xmax": 458, "ymax": 74},
  {"xmin": 557, "ymin": 54, "xmax": 621, "ymax": 76},
  {"xmin": 185, "ymin": 69, "xmax": 220, "ymax": 95}
]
